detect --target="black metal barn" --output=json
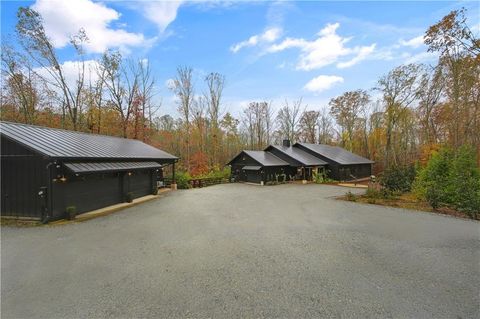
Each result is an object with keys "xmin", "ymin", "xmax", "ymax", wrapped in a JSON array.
[{"xmin": 0, "ymin": 122, "xmax": 177, "ymax": 222}]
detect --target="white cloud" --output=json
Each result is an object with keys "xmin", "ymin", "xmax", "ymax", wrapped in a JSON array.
[
  {"xmin": 404, "ymin": 51, "xmax": 438, "ymax": 64},
  {"xmin": 140, "ymin": 1, "xmax": 183, "ymax": 33},
  {"xmin": 32, "ymin": 0, "xmax": 153, "ymax": 53},
  {"xmin": 303, "ymin": 75, "xmax": 344, "ymax": 93},
  {"xmin": 337, "ymin": 44, "xmax": 376, "ymax": 68},
  {"xmin": 230, "ymin": 27, "xmax": 282, "ymax": 53},
  {"xmin": 399, "ymin": 35, "xmax": 424, "ymax": 48},
  {"xmin": 165, "ymin": 78, "xmax": 175, "ymax": 89},
  {"xmin": 266, "ymin": 23, "xmax": 376, "ymax": 70},
  {"xmin": 35, "ymin": 60, "xmax": 100, "ymax": 94}
]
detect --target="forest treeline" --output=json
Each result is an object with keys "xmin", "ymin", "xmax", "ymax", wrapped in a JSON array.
[{"xmin": 1, "ymin": 7, "xmax": 479, "ymax": 176}]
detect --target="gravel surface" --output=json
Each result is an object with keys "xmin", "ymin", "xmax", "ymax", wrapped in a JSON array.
[{"xmin": 2, "ymin": 183, "xmax": 479, "ymax": 318}]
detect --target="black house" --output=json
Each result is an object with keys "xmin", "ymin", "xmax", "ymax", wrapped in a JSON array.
[
  {"xmin": 295, "ymin": 143, "xmax": 374, "ymax": 180},
  {"xmin": 227, "ymin": 150, "xmax": 289, "ymax": 184},
  {"xmin": 264, "ymin": 140, "xmax": 327, "ymax": 180},
  {"xmin": 1, "ymin": 122, "xmax": 178, "ymax": 222}
]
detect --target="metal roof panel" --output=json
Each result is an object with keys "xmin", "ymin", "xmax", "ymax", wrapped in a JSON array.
[
  {"xmin": 268, "ymin": 145, "xmax": 328, "ymax": 166},
  {"xmin": 243, "ymin": 150, "xmax": 289, "ymax": 166},
  {"xmin": 0, "ymin": 121, "xmax": 178, "ymax": 160},
  {"xmin": 296, "ymin": 143, "xmax": 374, "ymax": 165}
]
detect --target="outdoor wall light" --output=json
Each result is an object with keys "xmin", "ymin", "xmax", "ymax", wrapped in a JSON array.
[
  {"xmin": 128, "ymin": 172, "xmax": 132, "ymax": 176},
  {"xmin": 59, "ymin": 176, "xmax": 67, "ymax": 182}
]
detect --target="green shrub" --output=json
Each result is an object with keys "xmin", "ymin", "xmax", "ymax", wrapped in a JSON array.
[
  {"xmin": 313, "ymin": 168, "xmax": 336, "ymax": 184},
  {"xmin": 125, "ymin": 192, "xmax": 134, "ymax": 203},
  {"xmin": 413, "ymin": 147, "xmax": 454, "ymax": 208},
  {"xmin": 175, "ymin": 171, "xmax": 192, "ymax": 189},
  {"xmin": 195, "ymin": 167, "xmax": 231, "ymax": 180},
  {"xmin": 380, "ymin": 165, "xmax": 416, "ymax": 193},
  {"xmin": 365, "ymin": 188, "xmax": 381, "ymax": 199},
  {"xmin": 413, "ymin": 145, "xmax": 480, "ymax": 218},
  {"xmin": 65, "ymin": 206, "xmax": 76, "ymax": 220},
  {"xmin": 449, "ymin": 146, "xmax": 480, "ymax": 218}
]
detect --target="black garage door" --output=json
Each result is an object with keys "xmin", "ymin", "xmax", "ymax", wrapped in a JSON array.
[
  {"xmin": 128, "ymin": 170, "xmax": 153, "ymax": 198},
  {"xmin": 245, "ymin": 170, "xmax": 262, "ymax": 184},
  {"xmin": 58, "ymin": 173, "xmax": 122, "ymax": 217}
]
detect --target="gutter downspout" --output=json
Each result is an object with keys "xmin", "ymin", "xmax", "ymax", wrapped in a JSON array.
[{"xmin": 42, "ymin": 161, "xmax": 56, "ymax": 224}]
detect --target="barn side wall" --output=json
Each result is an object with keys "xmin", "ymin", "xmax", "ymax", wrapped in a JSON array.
[
  {"xmin": 51, "ymin": 167, "xmax": 156, "ymax": 220},
  {"xmin": 1, "ymin": 135, "xmax": 48, "ymax": 219}
]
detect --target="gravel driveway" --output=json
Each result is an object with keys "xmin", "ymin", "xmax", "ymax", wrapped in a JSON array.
[{"xmin": 2, "ymin": 184, "xmax": 479, "ymax": 318}]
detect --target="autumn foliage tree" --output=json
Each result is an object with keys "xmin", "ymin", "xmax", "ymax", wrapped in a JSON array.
[{"xmin": 1, "ymin": 6, "xmax": 479, "ymax": 179}]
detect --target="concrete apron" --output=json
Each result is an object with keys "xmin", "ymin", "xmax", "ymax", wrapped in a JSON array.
[{"xmin": 49, "ymin": 188, "xmax": 172, "ymax": 226}]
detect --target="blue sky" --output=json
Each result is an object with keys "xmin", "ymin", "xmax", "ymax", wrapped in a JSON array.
[{"xmin": 1, "ymin": 1, "xmax": 479, "ymax": 117}]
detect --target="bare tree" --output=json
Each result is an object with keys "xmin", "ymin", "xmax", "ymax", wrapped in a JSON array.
[
  {"xmin": 192, "ymin": 95, "xmax": 207, "ymax": 152},
  {"xmin": 417, "ymin": 64, "xmax": 445, "ymax": 144},
  {"xmin": 317, "ymin": 107, "xmax": 334, "ymax": 144},
  {"xmin": 376, "ymin": 63, "xmax": 421, "ymax": 167},
  {"xmin": 1, "ymin": 43, "xmax": 40, "ymax": 124},
  {"xmin": 299, "ymin": 110, "xmax": 319, "ymax": 143},
  {"xmin": 100, "ymin": 51, "xmax": 140, "ymax": 138},
  {"xmin": 329, "ymin": 90, "xmax": 370, "ymax": 151},
  {"xmin": 170, "ymin": 66, "xmax": 194, "ymax": 171},
  {"xmin": 16, "ymin": 7, "xmax": 88, "ymax": 130},
  {"xmin": 137, "ymin": 60, "xmax": 157, "ymax": 141},
  {"xmin": 84, "ymin": 62, "xmax": 106, "ymax": 133},
  {"xmin": 276, "ymin": 98, "xmax": 303, "ymax": 142},
  {"xmin": 242, "ymin": 101, "xmax": 271, "ymax": 149},
  {"xmin": 204, "ymin": 72, "xmax": 225, "ymax": 166}
]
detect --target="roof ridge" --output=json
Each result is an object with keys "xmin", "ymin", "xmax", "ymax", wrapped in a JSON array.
[{"xmin": 0, "ymin": 121, "xmax": 140, "ymax": 143}]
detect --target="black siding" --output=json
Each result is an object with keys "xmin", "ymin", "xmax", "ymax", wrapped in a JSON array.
[
  {"xmin": 229, "ymin": 152, "xmax": 288, "ymax": 183},
  {"xmin": 1, "ymin": 136, "xmax": 48, "ymax": 219},
  {"xmin": 50, "ymin": 169, "xmax": 156, "ymax": 219},
  {"xmin": 52, "ymin": 172, "xmax": 123, "ymax": 218},
  {"xmin": 230, "ymin": 153, "xmax": 262, "ymax": 182}
]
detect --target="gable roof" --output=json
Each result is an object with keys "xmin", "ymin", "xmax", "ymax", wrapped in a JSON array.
[
  {"xmin": 296, "ymin": 143, "xmax": 374, "ymax": 165},
  {"xmin": 243, "ymin": 150, "xmax": 289, "ymax": 166},
  {"xmin": 266, "ymin": 145, "xmax": 327, "ymax": 166},
  {"xmin": 0, "ymin": 121, "xmax": 178, "ymax": 161},
  {"xmin": 228, "ymin": 150, "xmax": 288, "ymax": 167}
]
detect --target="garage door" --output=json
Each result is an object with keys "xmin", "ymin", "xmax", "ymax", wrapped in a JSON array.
[
  {"xmin": 245, "ymin": 170, "xmax": 262, "ymax": 184},
  {"xmin": 60, "ymin": 173, "xmax": 122, "ymax": 216},
  {"xmin": 129, "ymin": 170, "xmax": 153, "ymax": 199}
]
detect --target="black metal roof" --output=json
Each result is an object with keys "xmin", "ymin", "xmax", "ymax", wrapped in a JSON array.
[
  {"xmin": 296, "ymin": 143, "xmax": 374, "ymax": 165},
  {"xmin": 243, "ymin": 150, "xmax": 289, "ymax": 166},
  {"xmin": 266, "ymin": 145, "xmax": 328, "ymax": 166},
  {"xmin": 0, "ymin": 121, "xmax": 178, "ymax": 161},
  {"xmin": 64, "ymin": 161, "xmax": 162, "ymax": 174},
  {"xmin": 226, "ymin": 150, "xmax": 289, "ymax": 167}
]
